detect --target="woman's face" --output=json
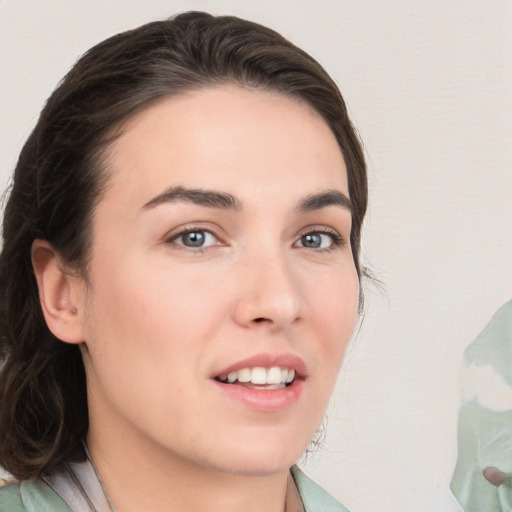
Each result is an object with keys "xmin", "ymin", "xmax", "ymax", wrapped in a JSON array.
[{"xmin": 76, "ymin": 85, "xmax": 359, "ymax": 476}]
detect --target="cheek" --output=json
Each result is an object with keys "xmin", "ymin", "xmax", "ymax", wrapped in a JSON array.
[
  {"xmin": 306, "ymin": 266, "xmax": 359, "ymax": 372},
  {"xmin": 310, "ymin": 265, "xmax": 359, "ymax": 329},
  {"xmin": 82, "ymin": 256, "xmax": 225, "ymax": 368},
  {"xmin": 81, "ymin": 265, "xmax": 207, "ymax": 423}
]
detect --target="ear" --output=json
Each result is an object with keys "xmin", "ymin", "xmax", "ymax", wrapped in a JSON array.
[{"xmin": 31, "ymin": 239, "xmax": 85, "ymax": 344}]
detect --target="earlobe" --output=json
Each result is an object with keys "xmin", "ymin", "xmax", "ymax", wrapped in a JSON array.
[{"xmin": 31, "ymin": 239, "xmax": 85, "ymax": 344}]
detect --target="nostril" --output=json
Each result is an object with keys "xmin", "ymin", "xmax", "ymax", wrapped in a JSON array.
[{"xmin": 253, "ymin": 317, "xmax": 271, "ymax": 323}]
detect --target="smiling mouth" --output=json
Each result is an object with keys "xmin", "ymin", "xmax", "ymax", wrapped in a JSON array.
[{"xmin": 215, "ymin": 366, "xmax": 296, "ymax": 390}]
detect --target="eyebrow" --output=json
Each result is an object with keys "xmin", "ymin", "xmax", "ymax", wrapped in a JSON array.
[
  {"xmin": 296, "ymin": 189, "xmax": 353, "ymax": 214},
  {"xmin": 142, "ymin": 186, "xmax": 352, "ymax": 214},
  {"xmin": 143, "ymin": 186, "xmax": 242, "ymax": 211}
]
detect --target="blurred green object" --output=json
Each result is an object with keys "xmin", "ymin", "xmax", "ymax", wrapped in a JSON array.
[{"xmin": 451, "ymin": 300, "xmax": 512, "ymax": 511}]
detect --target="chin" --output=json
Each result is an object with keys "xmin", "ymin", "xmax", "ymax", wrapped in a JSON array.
[
  {"xmin": 215, "ymin": 457, "xmax": 296, "ymax": 478},
  {"xmin": 205, "ymin": 432, "xmax": 310, "ymax": 477}
]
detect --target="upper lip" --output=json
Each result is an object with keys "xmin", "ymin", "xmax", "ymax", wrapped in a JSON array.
[{"xmin": 213, "ymin": 352, "xmax": 308, "ymax": 379}]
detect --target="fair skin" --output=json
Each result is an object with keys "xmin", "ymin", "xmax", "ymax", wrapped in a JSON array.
[{"xmin": 33, "ymin": 85, "xmax": 359, "ymax": 511}]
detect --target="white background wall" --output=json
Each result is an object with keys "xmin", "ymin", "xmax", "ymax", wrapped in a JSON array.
[{"xmin": 1, "ymin": 1, "xmax": 511, "ymax": 511}]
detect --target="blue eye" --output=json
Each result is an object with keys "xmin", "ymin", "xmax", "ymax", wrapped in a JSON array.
[
  {"xmin": 172, "ymin": 230, "xmax": 218, "ymax": 248},
  {"xmin": 295, "ymin": 231, "xmax": 341, "ymax": 249}
]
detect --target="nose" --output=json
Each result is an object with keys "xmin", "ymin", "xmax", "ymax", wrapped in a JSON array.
[{"xmin": 232, "ymin": 252, "xmax": 302, "ymax": 331}]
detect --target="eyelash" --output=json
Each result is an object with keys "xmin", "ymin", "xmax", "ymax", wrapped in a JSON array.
[
  {"xmin": 165, "ymin": 225, "xmax": 345, "ymax": 252},
  {"xmin": 294, "ymin": 226, "xmax": 345, "ymax": 252},
  {"xmin": 165, "ymin": 225, "xmax": 223, "ymax": 252}
]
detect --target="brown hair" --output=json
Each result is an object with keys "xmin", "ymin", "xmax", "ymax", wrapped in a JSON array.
[{"xmin": 0, "ymin": 11, "xmax": 367, "ymax": 480}]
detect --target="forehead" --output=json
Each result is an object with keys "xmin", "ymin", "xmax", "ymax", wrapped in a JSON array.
[{"xmin": 101, "ymin": 85, "xmax": 348, "ymax": 211}]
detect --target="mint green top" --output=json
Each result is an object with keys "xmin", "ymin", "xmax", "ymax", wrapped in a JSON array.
[{"xmin": 0, "ymin": 465, "xmax": 350, "ymax": 511}]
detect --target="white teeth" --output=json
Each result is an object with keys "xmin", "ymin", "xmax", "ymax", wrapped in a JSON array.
[
  {"xmin": 219, "ymin": 366, "xmax": 296, "ymax": 386},
  {"xmin": 237, "ymin": 368, "xmax": 251, "ymax": 383},
  {"xmin": 285, "ymin": 369, "xmax": 295, "ymax": 383},
  {"xmin": 267, "ymin": 367, "xmax": 282, "ymax": 385},
  {"xmin": 251, "ymin": 367, "xmax": 267, "ymax": 385}
]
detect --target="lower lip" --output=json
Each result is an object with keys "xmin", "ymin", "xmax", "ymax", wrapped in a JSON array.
[{"xmin": 213, "ymin": 379, "xmax": 305, "ymax": 412}]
